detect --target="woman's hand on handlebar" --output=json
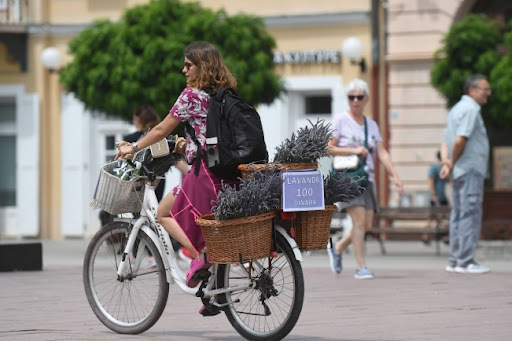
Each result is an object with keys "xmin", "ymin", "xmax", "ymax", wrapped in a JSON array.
[{"xmin": 115, "ymin": 141, "xmax": 134, "ymax": 160}]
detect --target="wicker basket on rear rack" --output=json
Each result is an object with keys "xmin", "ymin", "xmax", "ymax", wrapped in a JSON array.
[
  {"xmin": 196, "ymin": 211, "xmax": 276, "ymax": 264},
  {"xmin": 290, "ymin": 205, "xmax": 337, "ymax": 251},
  {"xmin": 91, "ymin": 161, "xmax": 146, "ymax": 215},
  {"xmin": 239, "ymin": 162, "xmax": 334, "ymax": 251},
  {"xmin": 238, "ymin": 162, "xmax": 318, "ymax": 179}
]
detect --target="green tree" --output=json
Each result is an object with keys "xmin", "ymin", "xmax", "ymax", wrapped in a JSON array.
[
  {"xmin": 431, "ymin": 14, "xmax": 512, "ymax": 128},
  {"xmin": 60, "ymin": 0, "xmax": 282, "ymax": 126},
  {"xmin": 489, "ymin": 22, "xmax": 512, "ymax": 127}
]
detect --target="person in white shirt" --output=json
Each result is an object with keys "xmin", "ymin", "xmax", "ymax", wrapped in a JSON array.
[{"xmin": 328, "ymin": 78, "xmax": 403, "ymax": 279}]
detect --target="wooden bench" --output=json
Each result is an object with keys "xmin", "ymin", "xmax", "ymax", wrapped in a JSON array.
[{"xmin": 368, "ymin": 206, "xmax": 451, "ymax": 255}]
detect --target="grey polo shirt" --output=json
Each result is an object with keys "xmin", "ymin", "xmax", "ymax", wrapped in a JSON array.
[{"xmin": 442, "ymin": 95, "xmax": 489, "ymax": 180}]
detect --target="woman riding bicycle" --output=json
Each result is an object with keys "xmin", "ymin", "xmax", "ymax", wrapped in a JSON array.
[{"xmin": 116, "ymin": 41, "xmax": 239, "ymax": 308}]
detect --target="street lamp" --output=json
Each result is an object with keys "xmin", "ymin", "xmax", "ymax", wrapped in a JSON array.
[
  {"xmin": 41, "ymin": 47, "xmax": 62, "ymax": 72},
  {"xmin": 341, "ymin": 37, "xmax": 366, "ymax": 73},
  {"xmin": 39, "ymin": 46, "xmax": 63, "ymax": 238}
]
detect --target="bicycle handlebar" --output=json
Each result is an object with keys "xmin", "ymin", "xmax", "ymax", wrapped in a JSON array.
[
  {"xmin": 126, "ymin": 159, "xmax": 154, "ymax": 180},
  {"xmin": 125, "ymin": 137, "xmax": 178, "ymax": 181}
]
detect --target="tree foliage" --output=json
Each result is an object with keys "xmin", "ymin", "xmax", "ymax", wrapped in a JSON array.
[
  {"xmin": 60, "ymin": 0, "xmax": 282, "ymax": 124},
  {"xmin": 431, "ymin": 14, "xmax": 512, "ymax": 128},
  {"xmin": 489, "ymin": 25, "xmax": 512, "ymax": 127}
]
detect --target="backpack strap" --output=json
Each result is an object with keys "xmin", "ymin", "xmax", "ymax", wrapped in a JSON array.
[
  {"xmin": 206, "ymin": 87, "xmax": 236, "ymax": 139},
  {"xmin": 185, "ymin": 123, "xmax": 204, "ymax": 176},
  {"xmin": 215, "ymin": 87, "xmax": 236, "ymax": 100}
]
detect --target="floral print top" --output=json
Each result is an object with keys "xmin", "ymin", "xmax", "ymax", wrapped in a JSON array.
[{"xmin": 169, "ymin": 87, "xmax": 210, "ymax": 164}]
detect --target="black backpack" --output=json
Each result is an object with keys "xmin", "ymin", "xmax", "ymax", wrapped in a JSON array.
[{"xmin": 186, "ymin": 87, "xmax": 268, "ymax": 179}]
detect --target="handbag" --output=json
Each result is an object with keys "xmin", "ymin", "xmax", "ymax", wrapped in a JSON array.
[
  {"xmin": 149, "ymin": 138, "xmax": 170, "ymax": 158},
  {"xmin": 339, "ymin": 117, "xmax": 369, "ymax": 188},
  {"xmin": 333, "ymin": 154, "xmax": 359, "ymax": 171},
  {"xmin": 344, "ymin": 161, "xmax": 369, "ymax": 188}
]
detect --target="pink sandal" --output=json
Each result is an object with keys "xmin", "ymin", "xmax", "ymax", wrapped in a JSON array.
[
  {"xmin": 199, "ymin": 304, "xmax": 221, "ymax": 317},
  {"xmin": 186, "ymin": 255, "xmax": 211, "ymax": 288}
]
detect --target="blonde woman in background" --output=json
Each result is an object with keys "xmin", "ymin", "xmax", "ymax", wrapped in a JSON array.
[{"xmin": 328, "ymin": 78, "xmax": 403, "ymax": 279}]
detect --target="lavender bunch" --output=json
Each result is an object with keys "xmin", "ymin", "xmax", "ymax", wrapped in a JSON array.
[
  {"xmin": 213, "ymin": 166, "xmax": 282, "ymax": 220},
  {"xmin": 273, "ymin": 119, "xmax": 333, "ymax": 164},
  {"xmin": 323, "ymin": 171, "xmax": 363, "ymax": 205}
]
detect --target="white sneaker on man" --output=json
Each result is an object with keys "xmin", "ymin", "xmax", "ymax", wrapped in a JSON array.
[
  {"xmin": 454, "ymin": 263, "xmax": 490, "ymax": 274},
  {"xmin": 445, "ymin": 265, "xmax": 456, "ymax": 273},
  {"xmin": 465, "ymin": 263, "xmax": 490, "ymax": 274},
  {"xmin": 454, "ymin": 266, "xmax": 466, "ymax": 273}
]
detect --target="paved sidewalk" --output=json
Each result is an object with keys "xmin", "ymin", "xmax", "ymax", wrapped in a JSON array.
[{"xmin": 0, "ymin": 239, "xmax": 511, "ymax": 340}]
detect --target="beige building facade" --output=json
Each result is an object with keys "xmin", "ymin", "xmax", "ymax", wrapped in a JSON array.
[{"xmin": 0, "ymin": 0, "xmax": 492, "ymax": 239}]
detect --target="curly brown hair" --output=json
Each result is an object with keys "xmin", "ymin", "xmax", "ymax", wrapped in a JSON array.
[{"xmin": 184, "ymin": 41, "xmax": 237, "ymax": 93}]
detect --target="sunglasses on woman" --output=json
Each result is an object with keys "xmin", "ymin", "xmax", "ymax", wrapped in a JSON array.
[{"xmin": 348, "ymin": 95, "xmax": 365, "ymax": 101}]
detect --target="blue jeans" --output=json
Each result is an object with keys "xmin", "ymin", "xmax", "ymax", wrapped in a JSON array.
[{"xmin": 449, "ymin": 170, "xmax": 484, "ymax": 267}]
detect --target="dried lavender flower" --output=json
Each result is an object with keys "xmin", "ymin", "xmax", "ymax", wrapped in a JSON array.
[
  {"xmin": 273, "ymin": 119, "xmax": 333, "ymax": 164},
  {"xmin": 213, "ymin": 166, "xmax": 282, "ymax": 220},
  {"xmin": 323, "ymin": 170, "xmax": 363, "ymax": 205}
]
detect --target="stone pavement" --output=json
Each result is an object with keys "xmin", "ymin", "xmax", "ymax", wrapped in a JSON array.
[{"xmin": 0, "ymin": 239, "xmax": 511, "ymax": 340}]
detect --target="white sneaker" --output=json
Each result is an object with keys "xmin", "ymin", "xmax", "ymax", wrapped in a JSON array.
[
  {"xmin": 454, "ymin": 266, "xmax": 466, "ymax": 273},
  {"xmin": 445, "ymin": 265, "xmax": 456, "ymax": 273},
  {"xmin": 466, "ymin": 263, "xmax": 490, "ymax": 274}
]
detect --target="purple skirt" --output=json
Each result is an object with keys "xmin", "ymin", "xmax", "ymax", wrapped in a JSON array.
[{"xmin": 170, "ymin": 159, "xmax": 238, "ymax": 252}]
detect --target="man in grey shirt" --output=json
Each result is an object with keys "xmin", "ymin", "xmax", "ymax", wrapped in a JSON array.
[{"xmin": 440, "ymin": 74, "xmax": 491, "ymax": 274}]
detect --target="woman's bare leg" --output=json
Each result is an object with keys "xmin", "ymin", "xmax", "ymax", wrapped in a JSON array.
[
  {"xmin": 157, "ymin": 192, "xmax": 200, "ymax": 260},
  {"xmin": 334, "ymin": 206, "xmax": 370, "ymax": 255},
  {"xmin": 345, "ymin": 205, "xmax": 367, "ymax": 269},
  {"xmin": 334, "ymin": 227, "xmax": 352, "ymax": 254},
  {"xmin": 365, "ymin": 209, "xmax": 374, "ymax": 233}
]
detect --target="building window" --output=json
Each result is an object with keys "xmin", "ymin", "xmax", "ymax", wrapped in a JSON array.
[
  {"xmin": 0, "ymin": 100, "xmax": 16, "ymax": 206},
  {"xmin": 305, "ymin": 95, "xmax": 332, "ymax": 115},
  {"xmin": 104, "ymin": 133, "xmax": 127, "ymax": 162}
]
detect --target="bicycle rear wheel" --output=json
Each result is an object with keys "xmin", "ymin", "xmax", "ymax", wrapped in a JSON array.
[
  {"xmin": 217, "ymin": 232, "xmax": 304, "ymax": 341},
  {"xmin": 83, "ymin": 221, "xmax": 169, "ymax": 334}
]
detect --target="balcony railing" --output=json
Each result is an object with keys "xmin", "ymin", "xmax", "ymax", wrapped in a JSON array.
[{"xmin": 0, "ymin": 0, "xmax": 29, "ymax": 28}]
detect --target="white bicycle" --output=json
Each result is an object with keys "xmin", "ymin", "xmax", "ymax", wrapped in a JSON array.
[{"xmin": 83, "ymin": 158, "xmax": 305, "ymax": 341}]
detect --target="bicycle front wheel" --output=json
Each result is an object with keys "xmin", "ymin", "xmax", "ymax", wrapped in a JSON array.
[
  {"xmin": 83, "ymin": 221, "xmax": 169, "ymax": 334},
  {"xmin": 217, "ymin": 231, "xmax": 305, "ymax": 341}
]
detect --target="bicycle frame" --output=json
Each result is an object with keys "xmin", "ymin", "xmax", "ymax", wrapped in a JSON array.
[{"xmin": 113, "ymin": 178, "xmax": 302, "ymax": 301}]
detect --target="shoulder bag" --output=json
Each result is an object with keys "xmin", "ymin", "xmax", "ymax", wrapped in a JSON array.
[{"xmin": 341, "ymin": 117, "xmax": 369, "ymax": 188}]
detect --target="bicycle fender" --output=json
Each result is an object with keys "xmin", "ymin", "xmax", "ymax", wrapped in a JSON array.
[
  {"xmin": 274, "ymin": 225, "xmax": 303, "ymax": 261},
  {"xmin": 141, "ymin": 225, "xmax": 174, "ymax": 284}
]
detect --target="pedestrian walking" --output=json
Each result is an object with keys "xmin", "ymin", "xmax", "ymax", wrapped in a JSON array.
[
  {"xmin": 440, "ymin": 74, "xmax": 491, "ymax": 274},
  {"xmin": 327, "ymin": 78, "xmax": 403, "ymax": 279}
]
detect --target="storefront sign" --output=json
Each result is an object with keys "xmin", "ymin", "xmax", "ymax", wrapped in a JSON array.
[
  {"xmin": 281, "ymin": 170, "xmax": 325, "ymax": 212},
  {"xmin": 273, "ymin": 50, "xmax": 341, "ymax": 64}
]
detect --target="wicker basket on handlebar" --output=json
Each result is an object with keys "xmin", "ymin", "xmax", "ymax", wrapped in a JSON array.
[
  {"xmin": 277, "ymin": 205, "xmax": 337, "ymax": 251},
  {"xmin": 91, "ymin": 161, "xmax": 146, "ymax": 215},
  {"xmin": 238, "ymin": 162, "xmax": 318, "ymax": 179},
  {"xmin": 196, "ymin": 211, "xmax": 276, "ymax": 264}
]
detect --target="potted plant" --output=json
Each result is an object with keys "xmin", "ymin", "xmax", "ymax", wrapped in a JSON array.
[{"xmin": 196, "ymin": 167, "xmax": 282, "ymax": 263}]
